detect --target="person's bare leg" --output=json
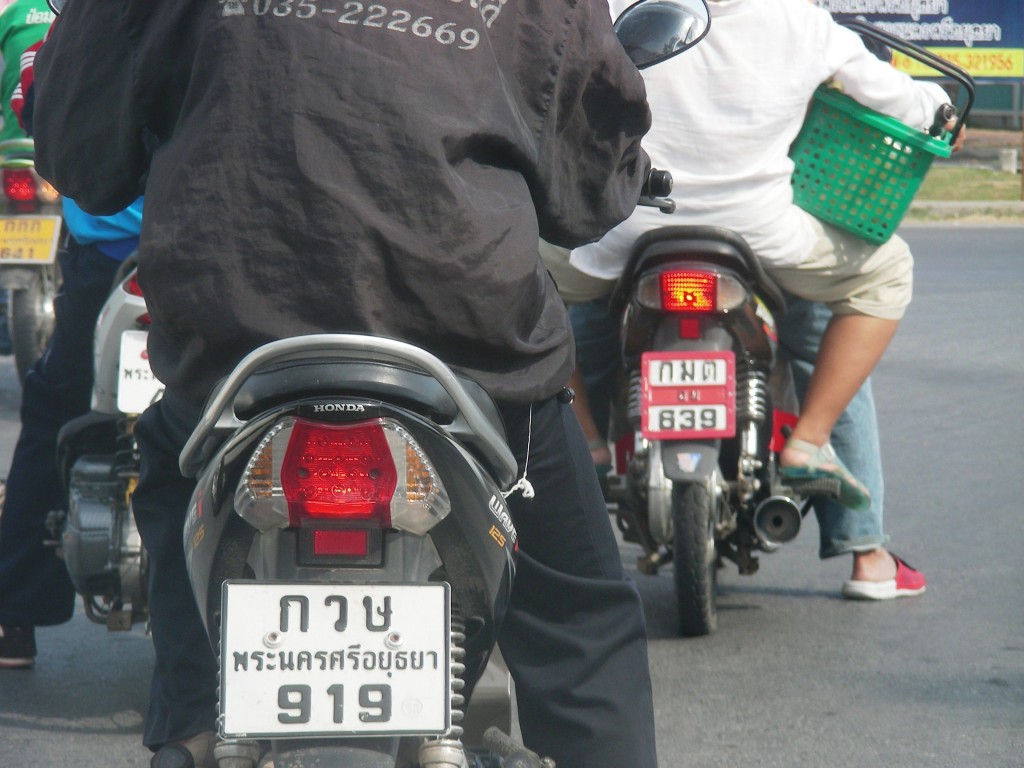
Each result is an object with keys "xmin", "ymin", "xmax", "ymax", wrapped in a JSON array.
[
  {"xmin": 851, "ymin": 547, "xmax": 898, "ymax": 581},
  {"xmin": 781, "ymin": 313, "xmax": 900, "ymax": 463},
  {"xmin": 568, "ymin": 364, "xmax": 611, "ymax": 467}
]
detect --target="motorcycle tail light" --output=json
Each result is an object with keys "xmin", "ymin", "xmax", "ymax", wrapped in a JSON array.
[
  {"xmin": 679, "ymin": 317, "xmax": 701, "ymax": 339},
  {"xmin": 311, "ymin": 528, "xmax": 371, "ymax": 557},
  {"xmin": 661, "ymin": 271, "xmax": 717, "ymax": 312},
  {"xmin": 120, "ymin": 273, "xmax": 151, "ymax": 327},
  {"xmin": 282, "ymin": 418, "xmax": 398, "ymax": 525},
  {"xmin": 637, "ymin": 269, "xmax": 747, "ymax": 313},
  {"xmin": 122, "ymin": 273, "xmax": 144, "ymax": 297},
  {"xmin": 235, "ymin": 416, "xmax": 451, "ymax": 537},
  {"xmin": 3, "ymin": 169, "xmax": 36, "ymax": 203}
]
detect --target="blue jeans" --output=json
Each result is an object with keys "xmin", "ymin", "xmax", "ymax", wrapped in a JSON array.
[
  {"xmin": 775, "ymin": 295, "xmax": 888, "ymax": 558},
  {"xmin": 569, "ymin": 295, "xmax": 888, "ymax": 560}
]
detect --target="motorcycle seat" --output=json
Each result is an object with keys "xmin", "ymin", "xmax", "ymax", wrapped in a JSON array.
[{"xmin": 231, "ymin": 358, "xmax": 506, "ymax": 437}]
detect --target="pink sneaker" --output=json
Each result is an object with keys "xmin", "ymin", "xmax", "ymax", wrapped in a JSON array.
[{"xmin": 842, "ymin": 555, "xmax": 926, "ymax": 600}]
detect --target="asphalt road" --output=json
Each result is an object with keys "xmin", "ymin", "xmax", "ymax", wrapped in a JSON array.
[{"xmin": 0, "ymin": 224, "xmax": 1021, "ymax": 767}]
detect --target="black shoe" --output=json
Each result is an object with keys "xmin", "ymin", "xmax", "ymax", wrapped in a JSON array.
[
  {"xmin": 151, "ymin": 732, "xmax": 217, "ymax": 768},
  {"xmin": 0, "ymin": 625, "xmax": 36, "ymax": 669}
]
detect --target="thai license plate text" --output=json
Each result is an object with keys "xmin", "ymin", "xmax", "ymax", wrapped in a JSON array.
[
  {"xmin": 0, "ymin": 215, "xmax": 61, "ymax": 264},
  {"xmin": 117, "ymin": 330, "xmax": 163, "ymax": 413},
  {"xmin": 641, "ymin": 351, "xmax": 736, "ymax": 439},
  {"xmin": 220, "ymin": 582, "xmax": 451, "ymax": 739}
]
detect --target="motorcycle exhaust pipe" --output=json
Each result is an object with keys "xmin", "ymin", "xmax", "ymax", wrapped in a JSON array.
[{"xmin": 753, "ymin": 495, "xmax": 803, "ymax": 551}]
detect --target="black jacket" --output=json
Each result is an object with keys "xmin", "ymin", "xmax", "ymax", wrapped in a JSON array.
[{"xmin": 33, "ymin": 0, "xmax": 650, "ymax": 406}]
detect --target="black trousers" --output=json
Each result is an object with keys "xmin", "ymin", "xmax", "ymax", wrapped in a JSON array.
[
  {"xmin": 132, "ymin": 390, "xmax": 658, "ymax": 767},
  {"xmin": 0, "ymin": 245, "xmax": 122, "ymax": 627}
]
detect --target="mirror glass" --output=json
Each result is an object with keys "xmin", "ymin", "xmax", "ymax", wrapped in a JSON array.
[
  {"xmin": 614, "ymin": 0, "xmax": 711, "ymax": 69},
  {"xmin": 46, "ymin": 0, "xmax": 66, "ymax": 14}
]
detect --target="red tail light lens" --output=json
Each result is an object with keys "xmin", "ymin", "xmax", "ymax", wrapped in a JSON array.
[
  {"xmin": 636, "ymin": 268, "xmax": 747, "ymax": 313},
  {"xmin": 122, "ymin": 273, "xmax": 144, "ymax": 297},
  {"xmin": 661, "ymin": 271, "xmax": 717, "ymax": 313},
  {"xmin": 121, "ymin": 273, "xmax": 150, "ymax": 326},
  {"xmin": 3, "ymin": 169, "xmax": 36, "ymax": 203},
  {"xmin": 281, "ymin": 420, "xmax": 397, "ymax": 526},
  {"xmin": 235, "ymin": 416, "xmax": 452, "ymax": 538},
  {"xmin": 679, "ymin": 317, "xmax": 701, "ymax": 339},
  {"xmin": 312, "ymin": 528, "xmax": 370, "ymax": 557}
]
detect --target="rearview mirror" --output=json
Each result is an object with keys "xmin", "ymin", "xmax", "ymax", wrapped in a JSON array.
[{"xmin": 614, "ymin": 0, "xmax": 710, "ymax": 69}]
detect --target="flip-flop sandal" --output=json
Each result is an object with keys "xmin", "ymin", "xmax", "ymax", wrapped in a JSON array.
[{"xmin": 779, "ymin": 438, "xmax": 871, "ymax": 512}]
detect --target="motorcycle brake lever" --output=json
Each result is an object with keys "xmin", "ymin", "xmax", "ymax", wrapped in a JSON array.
[{"xmin": 638, "ymin": 195, "xmax": 676, "ymax": 214}]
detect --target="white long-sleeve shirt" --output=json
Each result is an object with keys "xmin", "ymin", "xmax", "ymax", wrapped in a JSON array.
[{"xmin": 571, "ymin": 0, "xmax": 950, "ymax": 276}]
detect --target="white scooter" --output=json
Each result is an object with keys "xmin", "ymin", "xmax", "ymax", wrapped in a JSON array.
[{"xmin": 52, "ymin": 255, "xmax": 161, "ymax": 630}]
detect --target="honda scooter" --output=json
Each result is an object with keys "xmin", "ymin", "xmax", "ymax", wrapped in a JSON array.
[{"xmin": 176, "ymin": 2, "xmax": 712, "ymax": 764}]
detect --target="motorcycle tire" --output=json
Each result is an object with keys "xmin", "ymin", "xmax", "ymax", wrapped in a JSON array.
[
  {"xmin": 8, "ymin": 269, "xmax": 57, "ymax": 383},
  {"xmin": 671, "ymin": 480, "xmax": 718, "ymax": 637}
]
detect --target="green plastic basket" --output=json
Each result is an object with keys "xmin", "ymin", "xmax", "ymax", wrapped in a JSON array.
[{"xmin": 790, "ymin": 86, "xmax": 953, "ymax": 244}]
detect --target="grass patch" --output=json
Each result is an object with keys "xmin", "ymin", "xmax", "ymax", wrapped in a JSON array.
[
  {"xmin": 905, "ymin": 205, "xmax": 1024, "ymax": 223},
  {"xmin": 917, "ymin": 165, "xmax": 1021, "ymax": 201}
]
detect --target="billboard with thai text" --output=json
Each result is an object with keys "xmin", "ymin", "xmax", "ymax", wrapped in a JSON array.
[{"xmin": 814, "ymin": 0, "xmax": 1024, "ymax": 80}]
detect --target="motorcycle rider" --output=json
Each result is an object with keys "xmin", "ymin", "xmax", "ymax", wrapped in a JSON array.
[
  {"xmin": 0, "ymin": 32, "xmax": 145, "ymax": 668},
  {"xmin": 0, "ymin": 0, "xmax": 51, "ymax": 141},
  {"xmin": 32, "ymin": 1, "xmax": 660, "ymax": 766},
  {"xmin": 557, "ymin": 0, "xmax": 964, "ymax": 597}
]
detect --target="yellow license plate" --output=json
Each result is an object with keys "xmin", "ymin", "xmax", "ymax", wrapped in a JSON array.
[{"xmin": 0, "ymin": 215, "xmax": 62, "ymax": 264}]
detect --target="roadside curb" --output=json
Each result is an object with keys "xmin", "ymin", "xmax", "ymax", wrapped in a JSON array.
[{"xmin": 906, "ymin": 199, "xmax": 1024, "ymax": 224}]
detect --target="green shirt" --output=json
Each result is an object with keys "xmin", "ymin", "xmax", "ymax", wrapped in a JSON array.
[{"xmin": 0, "ymin": 0, "xmax": 53, "ymax": 141}]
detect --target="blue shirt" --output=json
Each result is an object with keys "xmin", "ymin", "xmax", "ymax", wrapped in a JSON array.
[{"xmin": 61, "ymin": 196, "xmax": 143, "ymax": 261}]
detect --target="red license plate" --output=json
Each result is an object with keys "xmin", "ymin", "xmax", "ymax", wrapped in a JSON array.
[{"xmin": 640, "ymin": 351, "xmax": 736, "ymax": 439}]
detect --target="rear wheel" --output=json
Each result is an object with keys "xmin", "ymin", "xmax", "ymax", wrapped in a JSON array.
[
  {"xmin": 672, "ymin": 479, "xmax": 719, "ymax": 637},
  {"xmin": 9, "ymin": 268, "xmax": 57, "ymax": 383}
]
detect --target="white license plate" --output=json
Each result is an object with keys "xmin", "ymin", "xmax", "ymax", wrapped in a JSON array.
[
  {"xmin": 646, "ymin": 404, "xmax": 730, "ymax": 434},
  {"xmin": 220, "ymin": 582, "xmax": 451, "ymax": 739},
  {"xmin": 117, "ymin": 330, "xmax": 163, "ymax": 413},
  {"xmin": 0, "ymin": 215, "xmax": 61, "ymax": 264},
  {"xmin": 640, "ymin": 351, "xmax": 736, "ymax": 439}
]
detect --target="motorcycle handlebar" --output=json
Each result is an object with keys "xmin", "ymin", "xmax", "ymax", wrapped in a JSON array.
[
  {"xmin": 643, "ymin": 168, "xmax": 673, "ymax": 199},
  {"xmin": 929, "ymin": 103, "xmax": 957, "ymax": 137},
  {"xmin": 639, "ymin": 168, "xmax": 675, "ymax": 213}
]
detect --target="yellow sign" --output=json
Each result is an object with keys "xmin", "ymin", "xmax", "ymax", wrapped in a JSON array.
[
  {"xmin": 0, "ymin": 215, "xmax": 62, "ymax": 264},
  {"xmin": 892, "ymin": 47, "xmax": 1024, "ymax": 79}
]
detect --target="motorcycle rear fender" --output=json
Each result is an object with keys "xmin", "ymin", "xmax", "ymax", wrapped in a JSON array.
[
  {"xmin": 614, "ymin": 226, "xmax": 785, "ymax": 366},
  {"xmin": 611, "ymin": 225, "xmax": 786, "ymax": 318},
  {"xmin": 186, "ymin": 348, "xmax": 515, "ymax": 488},
  {"xmin": 660, "ymin": 440, "xmax": 722, "ymax": 483},
  {"xmin": 91, "ymin": 262, "xmax": 148, "ymax": 415},
  {"xmin": 183, "ymin": 399, "xmax": 516, "ymax": 697},
  {"xmin": 632, "ymin": 318, "xmax": 730, "ymax": 485}
]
